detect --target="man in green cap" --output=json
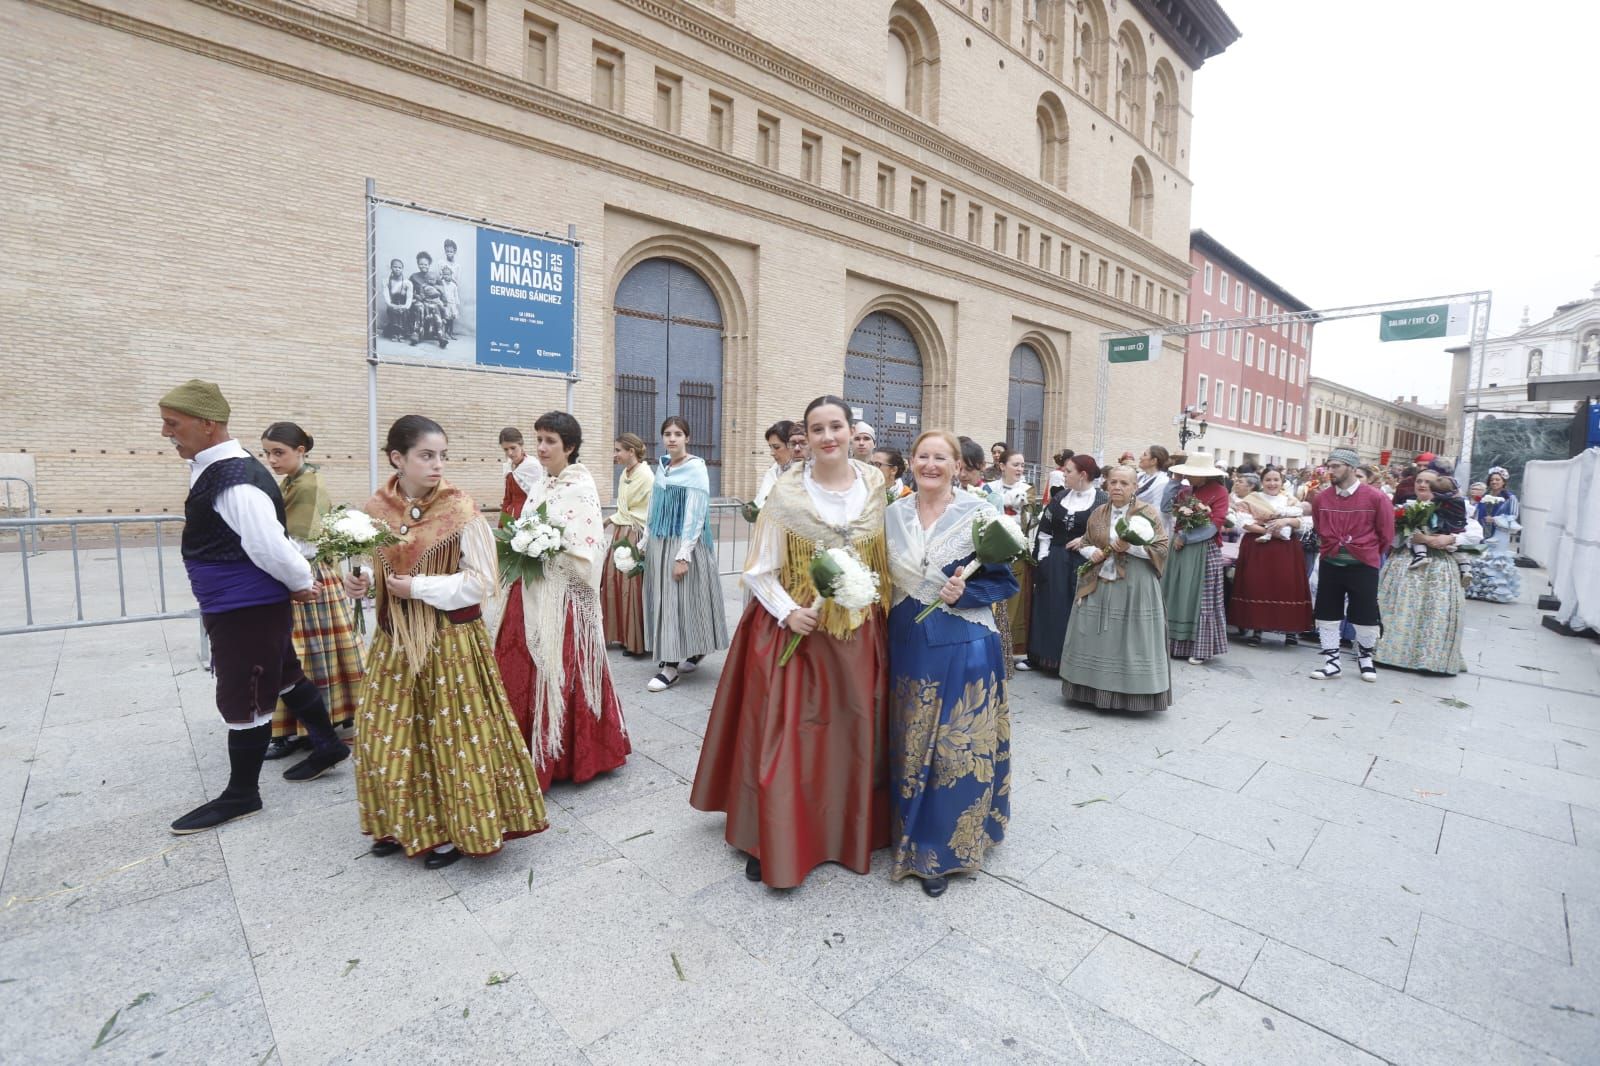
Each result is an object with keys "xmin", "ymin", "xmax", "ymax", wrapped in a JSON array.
[{"xmin": 158, "ymin": 380, "xmax": 350, "ymax": 833}]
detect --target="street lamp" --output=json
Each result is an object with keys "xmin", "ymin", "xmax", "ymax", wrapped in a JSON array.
[{"xmin": 1175, "ymin": 404, "xmax": 1208, "ymax": 449}]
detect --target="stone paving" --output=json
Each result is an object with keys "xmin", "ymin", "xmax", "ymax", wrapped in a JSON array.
[{"xmin": 2, "ymin": 545, "xmax": 1599, "ymax": 1064}]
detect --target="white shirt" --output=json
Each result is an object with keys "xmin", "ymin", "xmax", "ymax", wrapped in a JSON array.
[
  {"xmin": 1036, "ymin": 486, "xmax": 1096, "ymax": 560},
  {"xmin": 188, "ymin": 440, "xmax": 313, "ymax": 593},
  {"xmin": 1077, "ymin": 503, "xmax": 1150, "ymax": 579},
  {"xmin": 754, "ymin": 462, "xmax": 783, "ymax": 508},
  {"xmin": 743, "ymin": 464, "xmax": 867, "ymax": 625},
  {"xmin": 409, "ymin": 516, "xmax": 501, "ymax": 617}
]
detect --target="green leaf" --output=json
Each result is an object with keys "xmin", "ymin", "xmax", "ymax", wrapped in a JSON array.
[
  {"xmin": 91, "ymin": 1010, "xmax": 121, "ymax": 1050},
  {"xmin": 341, "ymin": 959, "xmax": 360, "ymax": 977},
  {"xmin": 486, "ymin": 971, "xmax": 515, "ymax": 986},
  {"xmin": 670, "ymin": 953, "xmax": 687, "ymax": 982},
  {"xmin": 1072, "ymin": 798, "xmax": 1108, "ymax": 808},
  {"xmin": 620, "ymin": 829, "xmax": 655, "ymax": 843},
  {"xmin": 1195, "ymin": 984, "xmax": 1221, "ymax": 1006},
  {"xmin": 1437, "ymin": 697, "xmax": 1470, "ymax": 709}
]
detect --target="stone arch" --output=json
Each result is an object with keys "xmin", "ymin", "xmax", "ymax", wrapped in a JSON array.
[
  {"xmin": 608, "ymin": 234, "xmax": 752, "ymax": 496},
  {"xmin": 1128, "ymin": 156, "xmax": 1154, "ymax": 237},
  {"xmin": 1036, "ymin": 92, "xmax": 1070, "ymax": 190},
  {"xmin": 1075, "ymin": 0, "xmax": 1109, "ymax": 108},
  {"xmin": 888, "ymin": 0, "xmax": 941, "ymax": 122},
  {"xmin": 1152, "ymin": 58, "xmax": 1180, "ymax": 162},
  {"xmin": 1114, "ymin": 20, "xmax": 1147, "ymax": 135},
  {"xmin": 847, "ymin": 292, "xmax": 952, "ymax": 436}
]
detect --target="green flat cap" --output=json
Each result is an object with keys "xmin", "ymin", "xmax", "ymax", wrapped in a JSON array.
[{"xmin": 159, "ymin": 379, "xmax": 231, "ymax": 422}]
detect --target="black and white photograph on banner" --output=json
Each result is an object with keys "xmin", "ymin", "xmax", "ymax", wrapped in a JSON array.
[{"xmin": 373, "ymin": 205, "xmax": 476, "ymax": 364}]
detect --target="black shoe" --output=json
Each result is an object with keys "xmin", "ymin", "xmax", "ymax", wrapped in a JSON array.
[
  {"xmin": 1245, "ymin": 631, "xmax": 1262, "ymax": 647},
  {"xmin": 170, "ymin": 793, "xmax": 262, "ymax": 835},
  {"xmin": 283, "ymin": 743, "xmax": 351, "ymax": 782},
  {"xmin": 744, "ymin": 855, "xmax": 762, "ymax": 882},
  {"xmin": 262, "ymin": 735, "xmax": 309, "ymax": 761},
  {"xmin": 369, "ymin": 840, "xmax": 404, "ymax": 857},
  {"xmin": 424, "ymin": 848, "xmax": 462, "ymax": 870},
  {"xmin": 1284, "ymin": 634, "xmax": 1299, "ymax": 647},
  {"xmin": 920, "ymin": 876, "xmax": 948, "ymax": 898}
]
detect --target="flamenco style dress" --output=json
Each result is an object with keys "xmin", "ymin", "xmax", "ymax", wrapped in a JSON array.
[
  {"xmin": 493, "ymin": 463, "xmax": 631, "ymax": 791},
  {"xmin": 643, "ymin": 455, "xmax": 730, "ymax": 665},
  {"xmin": 600, "ymin": 461, "xmax": 654, "ymax": 653},
  {"xmin": 354, "ymin": 477, "xmax": 547, "ymax": 858},
  {"xmin": 271, "ymin": 462, "xmax": 364, "ymax": 743},
  {"xmin": 1227, "ymin": 489, "xmax": 1315, "ymax": 638},
  {"xmin": 1025, "ymin": 486, "xmax": 1106, "ymax": 673},
  {"xmin": 1164, "ymin": 481, "xmax": 1230, "ymax": 662},
  {"xmin": 690, "ymin": 461, "xmax": 891, "ymax": 889},
  {"xmin": 886, "ymin": 491, "xmax": 1017, "ymax": 884},
  {"xmin": 1061, "ymin": 500, "xmax": 1172, "ymax": 712},
  {"xmin": 1466, "ymin": 492, "xmax": 1521, "ymax": 603}
]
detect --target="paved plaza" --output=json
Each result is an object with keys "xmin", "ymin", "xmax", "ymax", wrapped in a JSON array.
[{"xmin": 2, "ymin": 544, "xmax": 1598, "ymax": 1065}]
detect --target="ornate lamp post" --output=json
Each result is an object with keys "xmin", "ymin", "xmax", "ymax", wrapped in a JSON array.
[{"xmin": 1175, "ymin": 404, "xmax": 1209, "ymax": 450}]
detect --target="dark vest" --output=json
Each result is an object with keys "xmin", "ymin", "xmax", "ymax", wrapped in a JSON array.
[{"xmin": 182, "ymin": 455, "xmax": 287, "ymax": 561}]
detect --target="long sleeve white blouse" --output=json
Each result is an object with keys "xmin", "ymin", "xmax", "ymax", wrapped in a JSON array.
[{"xmin": 743, "ymin": 465, "xmax": 868, "ymax": 626}]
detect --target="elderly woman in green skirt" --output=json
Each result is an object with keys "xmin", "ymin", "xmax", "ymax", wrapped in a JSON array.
[{"xmin": 1061, "ymin": 465, "xmax": 1173, "ymax": 712}]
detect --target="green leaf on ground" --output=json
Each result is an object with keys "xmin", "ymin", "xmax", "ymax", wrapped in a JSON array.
[
  {"xmin": 1072, "ymin": 798, "xmax": 1108, "ymax": 808},
  {"xmin": 1185, "ymin": 949, "xmax": 1201, "ymax": 970},
  {"xmin": 255, "ymin": 1044, "xmax": 276, "ymax": 1066},
  {"xmin": 1380, "ymin": 936, "xmax": 1398, "ymax": 947},
  {"xmin": 91, "ymin": 1010, "xmax": 121, "ymax": 1050},
  {"xmin": 671, "ymin": 953, "xmax": 687, "ymax": 982},
  {"xmin": 620, "ymin": 829, "xmax": 656, "ymax": 843},
  {"xmin": 1091, "ymin": 764, "xmax": 1102, "ymax": 776},
  {"xmin": 527, "ymin": 869, "xmax": 534, "ymax": 892},
  {"xmin": 1401, "ymin": 885, "xmax": 1419, "ymax": 895},
  {"xmin": 341, "ymin": 959, "xmax": 360, "ymax": 977},
  {"xmin": 462, "ymin": 1007, "xmax": 470, "ymax": 1019},
  {"xmin": 129, "ymin": 993, "xmax": 154, "ymax": 1009},
  {"xmin": 1438, "ymin": 697, "xmax": 1470, "ymax": 709},
  {"xmin": 486, "ymin": 971, "xmax": 515, "ymax": 986},
  {"xmin": 1195, "ymin": 985, "xmax": 1221, "ymax": 1006},
  {"xmin": 1154, "ymin": 748, "xmax": 1172, "ymax": 759}
]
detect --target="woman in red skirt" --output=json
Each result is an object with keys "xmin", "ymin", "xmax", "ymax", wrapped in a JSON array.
[
  {"xmin": 494, "ymin": 411, "xmax": 631, "ymax": 791},
  {"xmin": 1229, "ymin": 466, "xmax": 1314, "ymax": 646},
  {"xmin": 690, "ymin": 394, "xmax": 891, "ymax": 890},
  {"xmin": 600, "ymin": 432, "xmax": 653, "ymax": 655}
]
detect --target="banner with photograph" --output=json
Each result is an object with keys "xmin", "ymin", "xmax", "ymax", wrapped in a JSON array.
[{"xmin": 372, "ymin": 203, "xmax": 575, "ymax": 376}]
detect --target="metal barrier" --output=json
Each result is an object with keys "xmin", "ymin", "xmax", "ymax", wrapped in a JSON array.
[
  {"xmin": 0, "ymin": 516, "xmax": 201, "ymax": 646},
  {"xmin": 0, "ymin": 477, "xmax": 41, "ymax": 557}
]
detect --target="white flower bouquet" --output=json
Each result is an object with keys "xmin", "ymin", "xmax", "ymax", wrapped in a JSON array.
[
  {"xmin": 1116, "ymin": 513, "xmax": 1159, "ymax": 546},
  {"xmin": 494, "ymin": 503, "xmax": 566, "ymax": 585},
  {"xmin": 914, "ymin": 512, "xmax": 1029, "ymax": 623},
  {"xmin": 611, "ymin": 543, "xmax": 646, "ymax": 577},
  {"xmin": 312, "ymin": 506, "xmax": 400, "ymax": 633},
  {"xmin": 779, "ymin": 546, "xmax": 880, "ymax": 667}
]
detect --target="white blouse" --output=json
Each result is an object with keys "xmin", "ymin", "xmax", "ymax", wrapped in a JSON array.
[
  {"xmin": 743, "ymin": 464, "xmax": 868, "ymax": 625},
  {"xmin": 408, "ymin": 516, "xmax": 502, "ymax": 632},
  {"xmin": 1077, "ymin": 503, "xmax": 1150, "ymax": 581}
]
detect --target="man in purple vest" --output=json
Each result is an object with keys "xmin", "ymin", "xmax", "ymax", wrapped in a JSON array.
[
  {"xmin": 1308, "ymin": 446, "xmax": 1396, "ymax": 682},
  {"xmin": 159, "ymin": 380, "xmax": 350, "ymax": 834}
]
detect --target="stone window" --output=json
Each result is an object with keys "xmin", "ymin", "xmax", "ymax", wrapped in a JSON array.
[
  {"xmin": 800, "ymin": 131, "xmax": 822, "ymax": 183},
  {"xmin": 450, "ymin": 0, "xmax": 485, "ymax": 63},
  {"xmin": 707, "ymin": 92, "xmax": 732, "ymax": 151},
  {"xmin": 939, "ymin": 190, "xmax": 956, "ymax": 233},
  {"xmin": 887, "ymin": 1, "xmax": 941, "ymax": 121},
  {"xmin": 592, "ymin": 43, "xmax": 624, "ymax": 113},
  {"xmin": 1036, "ymin": 93, "xmax": 1069, "ymax": 190},
  {"xmin": 361, "ymin": 0, "xmax": 403, "ymax": 34},
  {"xmin": 655, "ymin": 72, "xmax": 682, "ymax": 134},
  {"xmin": 1128, "ymin": 157, "xmax": 1153, "ymax": 237},
  {"xmin": 840, "ymin": 149, "xmax": 862, "ymax": 198},
  {"xmin": 757, "ymin": 112, "xmax": 780, "ymax": 168},
  {"xmin": 524, "ymin": 14, "xmax": 557, "ymax": 87},
  {"xmin": 909, "ymin": 178, "xmax": 927, "ymax": 224},
  {"xmin": 876, "ymin": 164, "xmax": 895, "ymax": 210}
]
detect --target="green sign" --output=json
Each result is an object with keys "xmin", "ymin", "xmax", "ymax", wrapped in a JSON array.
[
  {"xmin": 1378, "ymin": 303, "xmax": 1467, "ymax": 342},
  {"xmin": 1108, "ymin": 332, "xmax": 1162, "ymax": 364}
]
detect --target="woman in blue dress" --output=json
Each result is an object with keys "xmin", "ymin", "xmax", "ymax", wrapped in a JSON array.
[
  {"xmin": 886, "ymin": 430, "xmax": 1019, "ymax": 898},
  {"xmin": 1466, "ymin": 466, "xmax": 1521, "ymax": 603}
]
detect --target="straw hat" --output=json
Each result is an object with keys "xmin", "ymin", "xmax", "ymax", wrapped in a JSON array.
[{"xmin": 1167, "ymin": 452, "xmax": 1227, "ymax": 479}]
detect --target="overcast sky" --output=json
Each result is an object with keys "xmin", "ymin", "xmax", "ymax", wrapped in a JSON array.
[{"xmin": 1188, "ymin": 0, "xmax": 1600, "ymax": 406}]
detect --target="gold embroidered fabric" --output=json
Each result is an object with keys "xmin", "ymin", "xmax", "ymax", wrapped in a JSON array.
[{"xmin": 759, "ymin": 461, "xmax": 890, "ymax": 639}]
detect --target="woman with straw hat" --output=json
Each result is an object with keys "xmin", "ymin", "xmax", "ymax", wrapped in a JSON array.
[{"xmin": 1162, "ymin": 452, "xmax": 1231, "ymax": 665}]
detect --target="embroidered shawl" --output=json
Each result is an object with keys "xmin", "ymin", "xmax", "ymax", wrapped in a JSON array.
[
  {"xmin": 366, "ymin": 475, "xmax": 482, "ymax": 675},
  {"xmin": 886, "ymin": 489, "xmax": 1000, "ymax": 631},
  {"xmin": 1076, "ymin": 499, "xmax": 1170, "ymax": 601},
  {"xmin": 758, "ymin": 460, "xmax": 889, "ymax": 639},
  {"xmin": 279, "ymin": 463, "xmax": 331, "ymax": 543}
]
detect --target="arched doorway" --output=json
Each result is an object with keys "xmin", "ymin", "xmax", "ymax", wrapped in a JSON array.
[
  {"xmin": 845, "ymin": 311, "xmax": 924, "ymax": 456},
  {"xmin": 1006, "ymin": 343, "xmax": 1046, "ymax": 470},
  {"xmin": 613, "ymin": 258, "xmax": 725, "ymax": 495}
]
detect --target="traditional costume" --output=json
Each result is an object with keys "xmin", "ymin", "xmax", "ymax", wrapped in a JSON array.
[
  {"xmin": 1307, "ymin": 451, "xmax": 1396, "ymax": 681},
  {"xmin": 886, "ymin": 491, "xmax": 1016, "ymax": 886},
  {"xmin": 643, "ymin": 454, "xmax": 729, "ymax": 669},
  {"xmin": 1467, "ymin": 476, "xmax": 1521, "ymax": 603},
  {"xmin": 1227, "ymin": 487, "xmax": 1314, "ymax": 639},
  {"xmin": 267, "ymin": 461, "xmax": 364, "ymax": 754},
  {"xmin": 1163, "ymin": 462, "xmax": 1231, "ymax": 663},
  {"xmin": 1375, "ymin": 519, "xmax": 1481, "ymax": 675},
  {"xmin": 600, "ymin": 460, "xmax": 654, "ymax": 654},
  {"xmin": 1026, "ymin": 485, "xmax": 1106, "ymax": 672},
  {"xmin": 355, "ymin": 476, "xmax": 547, "ymax": 858},
  {"xmin": 163, "ymin": 381, "xmax": 347, "ymax": 835},
  {"xmin": 996, "ymin": 478, "xmax": 1034, "ymax": 664},
  {"xmin": 690, "ymin": 460, "xmax": 891, "ymax": 889},
  {"xmin": 1061, "ymin": 498, "xmax": 1172, "ymax": 712},
  {"xmin": 494, "ymin": 463, "xmax": 630, "ymax": 791},
  {"xmin": 500, "ymin": 455, "xmax": 541, "ymax": 526}
]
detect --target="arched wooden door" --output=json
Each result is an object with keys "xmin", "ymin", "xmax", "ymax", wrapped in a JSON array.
[
  {"xmin": 613, "ymin": 258, "xmax": 724, "ymax": 495},
  {"xmin": 844, "ymin": 311, "xmax": 923, "ymax": 456},
  {"xmin": 1006, "ymin": 343, "xmax": 1046, "ymax": 470}
]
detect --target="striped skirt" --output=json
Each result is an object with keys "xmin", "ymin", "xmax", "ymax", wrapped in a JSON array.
[
  {"xmin": 272, "ymin": 559, "xmax": 365, "ymax": 737},
  {"xmin": 643, "ymin": 535, "xmax": 730, "ymax": 664},
  {"xmin": 1168, "ymin": 540, "xmax": 1229, "ymax": 662},
  {"xmin": 600, "ymin": 524, "xmax": 647, "ymax": 654},
  {"xmin": 354, "ymin": 619, "xmax": 548, "ymax": 858}
]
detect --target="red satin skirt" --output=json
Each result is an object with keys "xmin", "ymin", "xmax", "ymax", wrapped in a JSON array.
[
  {"xmin": 1228, "ymin": 534, "xmax": 1315, "ymax": 634},
  {"xmin": 600, "ymin": 525, "xmax": 646, "ymax": 654},
  {"xmin": 495, "ymin": 583, "xmax": 631, "ymax": 793},
  {"xmin": 689, "ymin": 601, "xmax": 891, "ymax": 889}
]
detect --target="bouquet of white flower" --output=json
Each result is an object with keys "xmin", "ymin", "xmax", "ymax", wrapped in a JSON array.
[
  {"xmin": 495, "ymin": 503, "xmax": 566, "ymax": 586},
  {"xmin": 914, "ymin": 512, "xmax": 1028, "ymax": 623},
  {"xmin": 611, "ymin": 543, "xmax": 646, "ymax": 577},
  {"xmin": 312, "ymin": 506, "xmax": 400, "ymax": 633},
  {"xmin": 779, "ymin": 546, "xmax": 880, "ymax": 667}
]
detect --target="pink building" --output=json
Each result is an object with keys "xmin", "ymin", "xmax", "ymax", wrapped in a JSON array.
[{"xmin": 1182, "ymin": 229, "xmax": 1313, "ymax": 469}]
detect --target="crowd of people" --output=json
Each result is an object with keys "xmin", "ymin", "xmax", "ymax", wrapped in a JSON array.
[{"xmin": 155, "ymin": 379, "xmax": 1522, "ymax": 897}]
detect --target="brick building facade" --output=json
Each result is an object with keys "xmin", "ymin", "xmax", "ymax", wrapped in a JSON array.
[{"xmin": 2, "ymin": 0, "xmax": 1235, "ymax": 514}]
